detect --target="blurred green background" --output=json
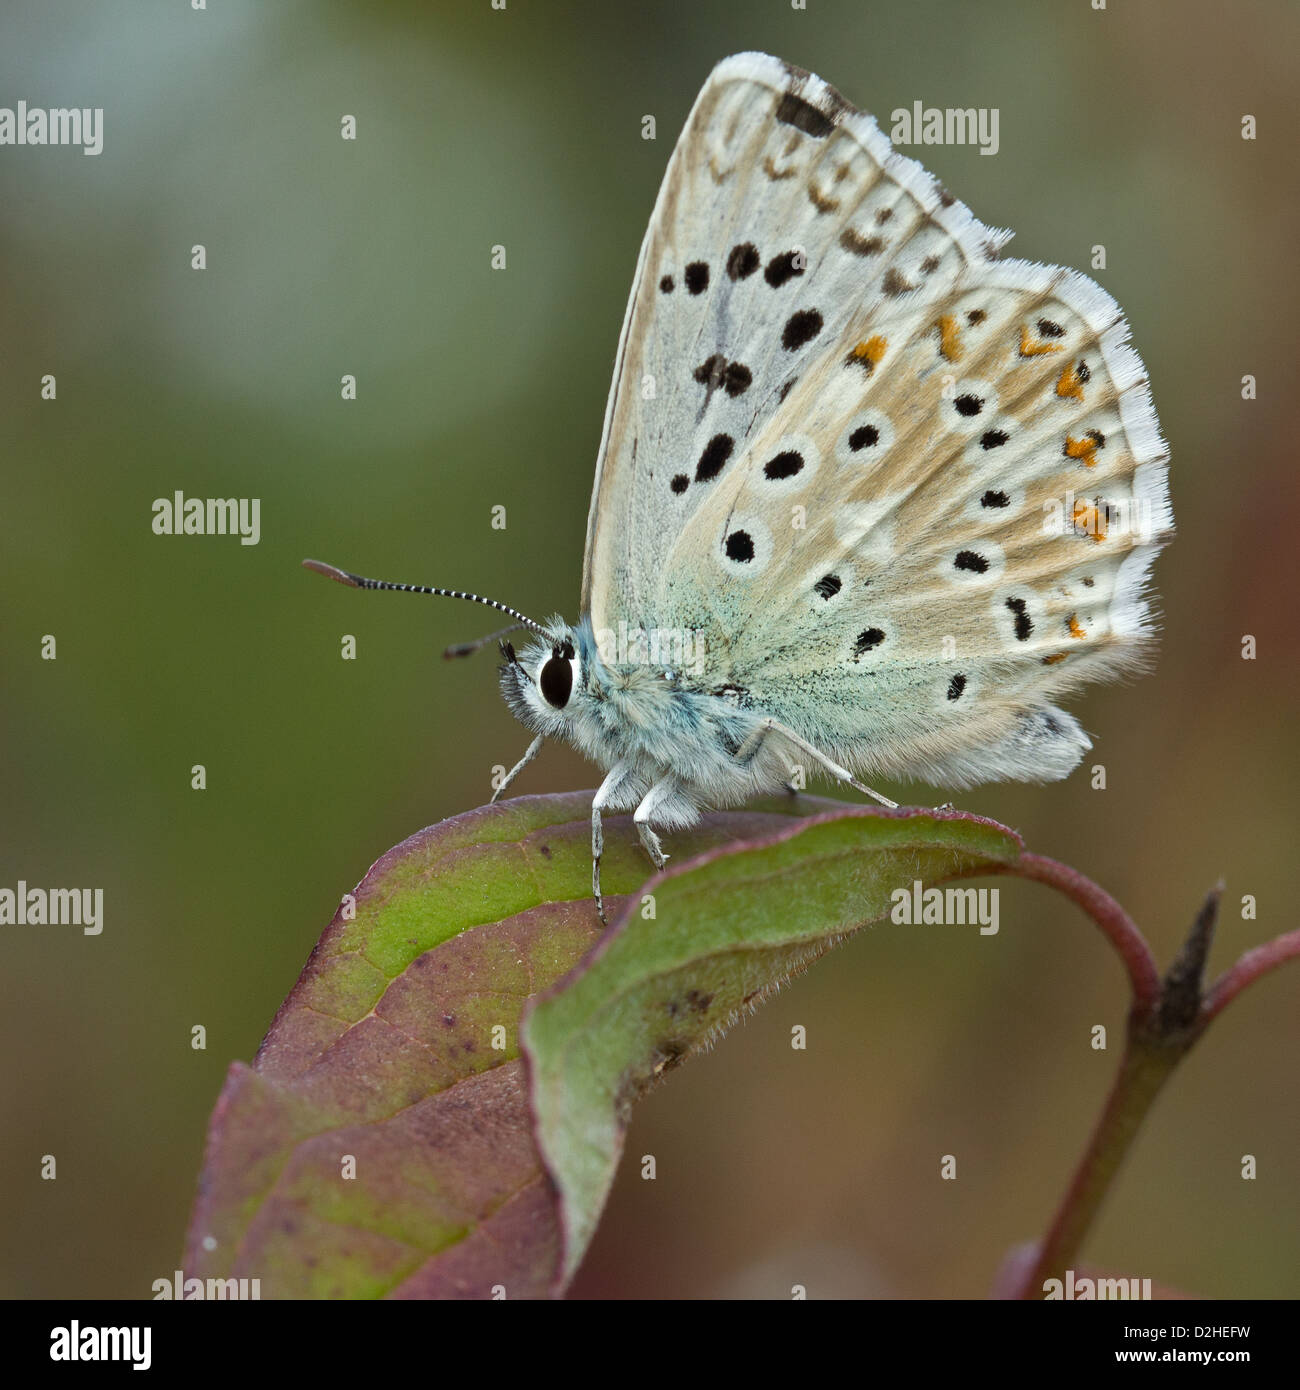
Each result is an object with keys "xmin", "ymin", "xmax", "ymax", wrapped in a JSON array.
[{"xmin": 1, "ymin": 0, "xmax": 1296, "ymax": 1299}]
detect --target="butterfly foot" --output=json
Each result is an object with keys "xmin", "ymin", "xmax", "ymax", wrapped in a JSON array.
[
  {"xmin": 932, "ymin": 801, "xmax": 957, "ymax": 812},
  {"xmin": 636, "ymin": 821, "xmax": 669, "ymax": 872}
]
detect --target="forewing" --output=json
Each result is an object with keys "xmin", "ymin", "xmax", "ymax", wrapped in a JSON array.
[{"xmin": 581, "ymin": 53, "xmax": 1171, "ymax": 787}]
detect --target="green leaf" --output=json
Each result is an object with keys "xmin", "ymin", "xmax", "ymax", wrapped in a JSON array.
[
  {"xmin": 184, "ymin": 793, "xmax": 1020, "ymax": 1297},
  {"xmin": 522, "ymin": 803, "xmax": 1023, "ymax": 1287}
]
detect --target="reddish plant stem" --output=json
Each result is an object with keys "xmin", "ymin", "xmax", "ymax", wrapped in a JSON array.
[
  {"xmin": 999, "ymin": 864, "xmax": 1299, "ymax": 1299},
  {"xmin": 1007, "ymin": 852, "xmax": 1161, "ymax": 1018},
  {"xmin": 1203, "ymin": 928, "xmax": 1300, "ymax": 1023},
  {"xmin": 1018, "ymin": 1036, "xmax": 1183, "ymax": 1296}
]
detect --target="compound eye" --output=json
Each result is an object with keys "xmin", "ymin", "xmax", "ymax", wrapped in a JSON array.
[{"xmin": 539, "ymin": 653, "xmax": 574, "ymax": 709}]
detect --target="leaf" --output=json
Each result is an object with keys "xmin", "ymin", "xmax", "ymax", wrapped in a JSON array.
[
  {"xmin": 184, "ymin": 792, "xmax": 1021, "ymax": 1298},
  {"xmin": 522, "ymin": 803, "xmax": 1023, "ymax": 1288}
]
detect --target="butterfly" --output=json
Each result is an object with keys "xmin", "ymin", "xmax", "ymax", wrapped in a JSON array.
[{"xmin": 306, "ymin": 53, "xmax": 1172, "ymax": 923}]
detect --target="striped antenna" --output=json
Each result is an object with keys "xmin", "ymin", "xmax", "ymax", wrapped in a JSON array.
[{"xmin": 302, "ymin": 559, "xmax": 550, "ymax": 639}]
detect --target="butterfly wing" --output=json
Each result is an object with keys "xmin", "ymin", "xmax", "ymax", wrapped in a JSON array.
[{"xmin": 581, "ymin": 53, "xmax": 1171, "ymax": 788}]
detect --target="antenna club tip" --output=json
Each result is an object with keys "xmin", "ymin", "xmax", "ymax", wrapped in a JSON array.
[{"xmin": 302, "ymin": 559, "xmax": 360, "ymax": 587}]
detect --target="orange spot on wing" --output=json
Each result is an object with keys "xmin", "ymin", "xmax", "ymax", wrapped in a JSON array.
[
  {"xmin": 937, "ymin": 314, "xmax": 962, "ymax": 362},
  {"xmin": 1072, "ymin": 501, "xmax": 1108, "ymax": 543},
  {"xmin": 1042, "ymin": 652, "xmax": 1068, "ymax": 665},
  {"xmin": 1056, "ymin": 361, "xmax": 1087, "ymax": 402},
  {"xmin": 1064, "ymin": 433, "xmax": 1101, "ymax": 467},
  {"xmin": 851, "ymin": 335, "xmax": 888, "ymax": 367},
  {"xmin": 1020, "ymin": 324, "xmax": 1064, "ymax": 357},
  {"xmin": 1068, "ymin": 613, "xmax": 1087, "ymax": 639}
]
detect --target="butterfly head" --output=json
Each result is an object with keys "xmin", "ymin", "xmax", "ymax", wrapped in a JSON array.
[{"xmin": 498, "ymin": 623, "xmax": 592, "ymax": 735}]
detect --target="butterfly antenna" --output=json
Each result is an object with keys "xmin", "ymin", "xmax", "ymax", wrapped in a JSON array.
[
  {"xmin": 442, "ymin": 623, "xmax": 529, "ymax": 660},
  {"xmin": 302, "ymin": 560, "xmax": 551, "ymax": 640}
]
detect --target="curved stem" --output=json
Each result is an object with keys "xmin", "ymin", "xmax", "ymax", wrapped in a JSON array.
[
  {"xmin": 1018, "ymin": 1036, "xmax": 1182, "ymax": 1295},
  {"xmin": 1203, "ymin": 927, "xmax": 1300, "ymax": 1023},
  {"xmin": 1007, "ymin": 852, "xmax": 1161, "ymax": 1017},
  {"xmin": 998, "ymin": 873, "xmax": 1299, "ymax": 1299}
]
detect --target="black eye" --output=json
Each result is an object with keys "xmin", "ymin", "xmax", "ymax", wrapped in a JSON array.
[{"xmin": 540, "ymin": 654, "xmax": 573, "ymax": 709}]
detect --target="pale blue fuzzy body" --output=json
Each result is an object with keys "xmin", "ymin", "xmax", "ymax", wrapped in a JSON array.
[{"xmin": 500, "ymin": 615, "xmax": 795, "ymax": 831}]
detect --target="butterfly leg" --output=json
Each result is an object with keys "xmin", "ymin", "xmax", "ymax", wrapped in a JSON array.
[
  {"xmin": 489, "ymin": 733, "xmax": 544, "ymax": 804},
  {"xmin": 632, "ymin": 778, "xmax": 678, "ymax": 872},
  {"xmin": 739, "ymin": 718, "xmax": 898, "ymax": 809},
  {"xmin": 590, "ymin": 761, "xmax": 639, "ymax": 926}
]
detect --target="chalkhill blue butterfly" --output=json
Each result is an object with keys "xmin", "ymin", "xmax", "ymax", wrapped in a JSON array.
[{"xmin": 307, "ymin": 53, "xmax": 1172, "ymax": 921}]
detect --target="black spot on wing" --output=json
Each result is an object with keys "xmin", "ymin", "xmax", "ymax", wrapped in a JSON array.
[
  {"xmin": 782, "ymin": 309, "xmax": 823, "ymax": 351},
  {"xmin": 763, "ymin": 450, "xmax": 804, "ymax": 480},
  {"xmin": 695, "ymin": 433, "xmax": 734, "ymax": 482},
  {"xmin": 813, "ymin": 574, "xmax": 841, "ymax": 600},
  {"xmin": 726, "ymin": 243, "xmax": 760, "ymax": 280},
  {"xmin": 724, "ymin": 530, "xmax": 755, "ymax": 562},
  {"xmin": 1006, "ymin": 597, "xmax": 1033, "ymax": 641},
  {"xmin": 765, "ymin": 250, "xmax": 805, "ymax": 287},
  {"xmin": 775, "ymin": 91, "xmax": 836, "ymax": 138}
]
